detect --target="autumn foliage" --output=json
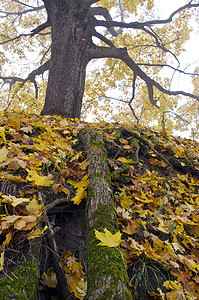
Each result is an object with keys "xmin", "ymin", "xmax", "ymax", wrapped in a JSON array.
[{"xmin": 0, "ymin": 112, "xmax": 199, "ymax": 299}]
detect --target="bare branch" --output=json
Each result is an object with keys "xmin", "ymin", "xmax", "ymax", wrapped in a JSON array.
[
  {"xmin": 93, "ymin": 30, "xmax": 115, "ymax": 47},
  {"xmin": 89, "ymin": 46, "xmax": 199, "ymax": 105},
  {"xmin": 94, "ymin": 2, "xmax": 199, "ymax": 29},
  {"xmin": 0, "ymin": 33, "xmax": 30, "ymax": 45},
  {"xmin": 142, "ymin": 27, "xmax": 180, "ymax": 65},
  {"xmin": 0, "ymin": 60, "xmax": 50, "ymax": 90},
  {"xmin": 21, "ymin": 60, "xmax": 50, "ymax": 87},
  {"xmin": 129, "ymin": 72, "xmax": 137, "ymax": 106},
  {"xmin": 0, "ymin": 5, "xmax": 44, "ymax": 17},
  {"xmin": 137, "ymin": 63, "xmax": 199, "ymax": 76},
  {"xmin": 0, "ymin": 76, "xmax": 24, "ymax": 86},
  {"xmin": 92, "ymin": 7, "xmax": 118, "ymax": 36},
  {"xmin": 31, "ymin": 19, "xmax": 50, "ymax": 37},
  {"xmin": 11, "ymin": 1, "xmax": 36, "ymax": 8},
  {"xmin": 161, "ymin": 110, "xmax": 190, "ymax": 132}
]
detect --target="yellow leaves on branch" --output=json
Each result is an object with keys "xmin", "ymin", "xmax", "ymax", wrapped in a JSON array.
[{"xmin": 95, "ymin": 228, "xmax": 123, "ymax": 247}]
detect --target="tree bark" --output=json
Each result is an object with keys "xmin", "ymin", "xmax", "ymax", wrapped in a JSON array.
[
  {"xmin": 80, "ymin": 128, "xmax": 132, "ymax": 300},
  {"xmin": 41, "ymin": 0, "xmax": 93, "ymax": 119}
]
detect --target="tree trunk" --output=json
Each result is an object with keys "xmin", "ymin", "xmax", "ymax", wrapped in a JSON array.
[
  {"xmin": 80, "ymin": 128, "xmax": 132, "ymax": 300},
  {"xmin": 41, "ymin": 0, "xmax": 93, "ymax": 119}
]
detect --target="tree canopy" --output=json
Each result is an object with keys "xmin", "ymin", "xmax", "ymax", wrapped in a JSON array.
[{"xmin": 0, "ymin": 0, "xmax": 199, "ymax": 136}]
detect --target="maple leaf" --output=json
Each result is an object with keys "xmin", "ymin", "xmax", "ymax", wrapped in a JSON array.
[
  {"xmin": 41, "ymin": 267, "xmax": 58, "ymax": 288},
  {"xmin": 26, "ymin": 197, "xmax": 43, "ymax": 215},
  {"xmin": 26, "ymin": 169, "xmax": 54, "ymax": 186},
  {"xmin": 119, "ymin": 188, "xmax": 133, "ymax": 209},
  {"xmin": 68, "ymin": 174, "xmax": 89, "ymax": 205},
  {"xmin": 95, "ymin": 228, "xmax": 123, "ymax": 247}
]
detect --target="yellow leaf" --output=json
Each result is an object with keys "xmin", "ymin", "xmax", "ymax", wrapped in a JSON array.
[
  {"xmin": 1, "ymin": 215, "xmax": 37, "ymax": 231},
  {"xmin": 0, "ymin": 251, "xmax": 5, "ymax": 272},
  {"xmin": 117, "ymin": 157, "xmax": 135, "ymax": 164},
  {"xmin": 120, "ymin": 188, "xmax": 133, "ymax": 209},
  {"xmin": 1, "ymin": 194, "xmax": 30, "ymax": 207},
  {"xmin": 27, "ymin": 226, "xmax": 47, "ymax": 240},
  {"xmin": 26, "ymin": 169, "xmax": 54, "ymax": 186},
  {"xmin": 26, "ymin": 197, "xmax": 43, "ymax": 215},
  {"xmin": 163, "ymin": 280, "xmax": 181, "ymax": 290},
  {"xmin": 70, "ymin": 187, "xmax": 87, "ymax": 205},
  {"xmin": 0, "ymin": 127, "xmax": 6, "ymax": 142},
  {"xmin": 157, "ymin": 218, "xmax": 169, "ymax": 234},
  {"xmin": 129, "ymin": 238, "xmax": 146, "ymax": 253},
  {"xmin": 0, "ymin": 147, "xmax": 8, "ymax": 163},
  {"xmin": 95, "ymin": 228, "xmax": 123, "ymax": 247},
  {"xmin": 41, "ymin": 267, "xmax": 58, "ymax": 288},
  {"xmin": 68, "ymin": 174, "xmax": 89, "ymax": 205}
]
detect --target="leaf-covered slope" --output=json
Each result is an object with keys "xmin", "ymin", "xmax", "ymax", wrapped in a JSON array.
[{"xmin": 0, "ymin": 112, "xmax": 199, "ymax": 299}]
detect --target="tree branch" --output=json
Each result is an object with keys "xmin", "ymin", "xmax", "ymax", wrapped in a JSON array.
[
  {"xmin": 21, "ymin": 60, "xmax": 50, "ymax": 87},
  {"xmin": 0, "ymin": 5, "xmax": 44, "ymax": 17},
  {"xmin": 11, "ymin": 1, "xmax": 37, "ymax": 8},
  {"xmin": 0, "ymin": 33, "xmax": 31, "ymax": 45},
  {"xmin": 137, "ymin": 63, "xmax": 199, "ymax": 76},
  {"xmin": 0, "ymin": 61, "xmax": 50, "ymax": 98},
  {"xmin": 92, "ymin": 7, "xmax": 118, "ymax": 36},
  {"xmin": 84, "ymin": 0, "xmax": 100, "ymax": 6},
  {"xmin": 93, "ymin": 30, "xmax": 115, "ymax": 47},
  {"xmin": 30, "ymin": 19, "xmax": 50, "ymax": 37},
  {"xmin": 89, "ymin": 46, "xmax": 199, "ymax": 105},
  {"xmin": 94, "ymin": 2, "xmax": 199, "ymax": 29}
]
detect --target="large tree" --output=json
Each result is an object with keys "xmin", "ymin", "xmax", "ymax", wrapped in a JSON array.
[{"xmin": 0, "ymin": 0, "xmax": 199, "ymax": 129}]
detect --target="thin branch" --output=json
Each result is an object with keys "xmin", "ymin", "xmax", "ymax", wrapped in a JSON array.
[
  {"xmin": 93, "ymin": 30, "xmax": 115, "ymax": 47},
  {"xmin": 161, "ymin": 110, "xmax": 190, "ymax": 132},
  {"xmin": 142, "ymin": 27, "xmax": 180, "ymax": 65},
  {"xmin": 96, "ymin": 95, "xmax": 128, "ymax": 104},
  {"xmin": 129, "ymin": 103, "xmax": 139, "ymax": 123},
  {"xmin": 89, "ymin": 46, "xmax": 199, "ymax": 105},
  {"xmin": 137, "ymin": 63, "xmax": 199, "ymax": 76},
  {"xmin": 0, "ymin": 5, "xmax": 44, "ymax": 17},
  {"xmin": 21, "ymin": 60, "xmax": 50, "ymax": 87},
  {"xmin": 0, "ymin": 61, "xmax": 50, "ymax": 98},
  {"xmin": 11, "ymin": 1, "xmax": 36, "ymax": 8},
  {"xmin": 0, "ymin": 33, "xmax": 30, "ymax": 45},
  {"xmin": 94, "ymin": 2, "xmax": 199, "ymax": 29}
]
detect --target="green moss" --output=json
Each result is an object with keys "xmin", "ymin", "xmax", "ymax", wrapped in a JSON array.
[
  {"xmin": 86, "ymin": 229, "xmax": 132, "ymax": 299},
  {"xmin": 0, "ymin": 258, "xmax": 39, "ymax": 300},
  {"xmin": 86, "ymin": 204, "xmax": 131, "ymax": 299},
  {"xmin": 92, "ymin": 204, "xmax": 117, "ymax": 231}
]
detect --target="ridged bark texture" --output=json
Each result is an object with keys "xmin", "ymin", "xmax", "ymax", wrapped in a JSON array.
[
  {"xmin": 41, "ymin": 0, "xmax": 93, "ymax": 118},
  {"xmin": 80, "ymin": 128, "xmax": 132, "ymax": 300}
]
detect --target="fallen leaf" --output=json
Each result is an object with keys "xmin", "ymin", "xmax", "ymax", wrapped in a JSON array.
[{"xmin": 95, "ymin": 228, "xmax": 123, "ymax": 247}]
